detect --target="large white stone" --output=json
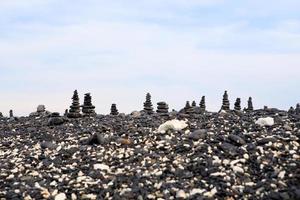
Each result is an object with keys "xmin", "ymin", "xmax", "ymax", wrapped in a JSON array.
[
  {"xmin": 93, "ymin": 163, "xmax": 110, "ymax": 171},
  {"xmin": 157, "ymin": 119, "xmax": 188, "ymax": 133},
  {"xmin": 55, "ymin": 193, "xmax": 67, "ymax": 200},
  {"xmin": 255, "ymin": 117, "xmax": 274, "ymax": 126}
]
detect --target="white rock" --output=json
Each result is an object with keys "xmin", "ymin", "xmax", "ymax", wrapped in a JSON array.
[
  {"xmin": 157, "ymin": 119, "xmax": 188, "ymax": 133},
  {"xmin": 93, "ymin": 163, "xmax": 110, "ymax": 171},
  {"xmin": 278, "ymin": 171, "xmax": 285, "ymax": 179},
  {"xmin": 176, "ymin": 190, "xmax": 187, "ymax": 199},
  {"xmin": 255, "ymin": 117, "xmax": 274, "ymax": 126},
  {"xmin": 55, "ymin": 193, "xmax": 67, "ymax": 200},
  {"xmin": 190, "ymin": 188, "xmax": 205, "ymax": 196},
  {"xmin": 203, "ymin": 187, "xmax": 217, "ymax": 197},
  {"xmin": 232, "ymin": 166, "xmax": 244, "ymax": 174}
]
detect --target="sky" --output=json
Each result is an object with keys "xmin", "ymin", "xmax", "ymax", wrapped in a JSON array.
[{"xmin": 0, "ymin": 0, "xmax": 300, "ymax": 116}]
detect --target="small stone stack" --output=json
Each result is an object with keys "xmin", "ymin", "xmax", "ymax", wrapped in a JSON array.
[
  {"xmin": 221, "ymin": 91, "xmax": 230, "ymax": 111},
  {"xmin": 9, "ymin": 110, "xmax": 13, "ymax": 118},
  {"xmin": 192, "ymin": 101, "xmax": 197, "ymax": 107},
  {"xmin": 82, "ymin": 93, "xmax": 96, "ymax": 116},
  {"xmin": 247, "ymin": 97, "xmax": 254, "ymax": 111},
  {"xmin": 64, "ymin": 109, "xmax": 69, "ymax": 116},
  {"xmin": 200, "ymin": 96, "xmax": 206, "ymax": 112},
  {"xmin": 288, "ymin": 107, "xmax": 295, "ymax": 115},
  {"xmin": 234, "ymin": 98, "xmax": 241, "ymax": 111},
  {"xmin": 184, "ymin": 101, "xmax": 191, "ymax": 112},
  {"xmin": 157, "ymin": 102, "xmax": 169, "ymax": 115},
  {"xmin": 0, "ymin": 112, "xmax": 3, "ymax": 118},
  {"xmin": 67, "ymin": 90, "xmax": 82, "ymax": 118},
  {"xmin": 143, "ymin": 93, "xmax": 154, "ymax": 114},
  {"xmin": 110, "ymin": 104, "xmax": 119, "ymax": 115},
  {"xmin": 296, "ymin": 104, "xmax": 300, "ymax": 115}
]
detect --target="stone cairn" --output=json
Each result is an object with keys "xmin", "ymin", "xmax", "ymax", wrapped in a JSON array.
[
  {"xmin": 0, "ymin": 112, "xmax": 3, "ymax": 118},
  {"xmin": 64, "ymin": 109, "xmax": 69, "ymax": 116},
  {"xmin": 184, "ymin": 101, "xmax": 195, "ymax": 114},
  {"xmin": 9, "ymin": 110, "xmax": 13, "ymax": 118},
  {"xmin": 143, "ymin": 93, "xmax": 154, "ymax": 114},
  {"xmin": 110, "ymin": 103, "xmax": 119, "ymax": 115},
  {"xmin": 200, "ymin": 96, "xmax": 206, "ymax": 112},
  {"xmin": 234, "ymin": 98, "xmax": 241, "ymax": 111},
  {"xmin": 296, "ymin": 104, "xmax": 300, "ymax": 115},
  {"xmin": 288, "ymin": 107, "xmax": 295, "ymax": 115},
  {"xmin": 157, "ymin": 102, "xmax": 169, "ymax": 115},
  {"xmin": 82, "ymin": 93, "xmax": 96, "ymax": 116},
  {"xmin": 247, "ymin": 97, "xmax": 254, "ymax": 111},
  {"xmin": 221, "ymin": 91, "xmax": 230, "ymax": 111},
  {"xmin": 191, "ymin": 101, "xmax": 197, "ymax": 107},
  {"xmin": 67, "ymin": 90, "xmax": 82, "ymax": 118}
]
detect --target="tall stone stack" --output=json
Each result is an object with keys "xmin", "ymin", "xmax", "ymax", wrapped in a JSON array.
[
  {"xmin": 110, "ymin": 104, "xmax": 119, "ymax": 115},
  {"xmin": 221, "ymin": 91, "xmax": 230, "ymax": 111},
  {"xmin": 9, "ymin": 110, "xmax": 13, "ymax": 118},
  {"xmin": 156, "ymin": 102, "xmax": 169, "ymax": 115},
  {"xmin": 234, "ymin": 98, "xmax": 241, "ymax": 111},
  {"xmin": 143, "ymin": 93, "xmax": 154, "ymax": 114},
  {"xmin": 82, "ymin": 93, "xmax": 96, "ymax": 116},
  {"xmin": 67, "ymin": 90, "xmax": 82, "ymax": 118},
  {"xmin": 247, "ymin": 97, "xmax": 254, "ymax": 111},
  {"xmin": 200, "ymin": 96, "xmax": 206, "ymax": 112},
  {"xmin": 296, "ymin": 104, "xmax": 300, "ymax": 115}
]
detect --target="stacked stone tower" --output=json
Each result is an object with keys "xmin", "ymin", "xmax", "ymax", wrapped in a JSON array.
[
  {"xmin": 221, "ymin": 91, "xmax": 230, "ymax": 111},
  {"xmin": 234, "ymin": 98, "xmax": 241, "ymax": 111},
  {"xmin": 247, "ymin": 97, "xmax": 254, "ymax": 111},
  {"xmin": 67, "ymin": 90, "xmax": 82, "ymax": 118},
  {"xmin": 296, "ymin": 104, "xmax": 300, "ymax": 115},
  {"xmin": 191, "ymin": 101, "xmax": 197, "ymax": 107},
  {"xmin": 9, "ymin": 110, "xmax": 13, "ymax": 118},
  {"xmin": 82, "ymin": 93, "xmax": 96, "ymax": 116},
  {"xmin": 200, "ymin": 96, "xmax": 206, "ymax": 112},
  {"xmin": 157, "ymin": 102, "xmax": 169, "ymax": 115},
  {"xmin": 143, "ymin": 93, "xmax": 154, "ymax": 114},
  {"xmin": 288, "ymin": 107, "xmax": 295, "ymax": 115},
  {"xmin": 110, "ymin": 104, "xmax": 119, "ymax": 115}
]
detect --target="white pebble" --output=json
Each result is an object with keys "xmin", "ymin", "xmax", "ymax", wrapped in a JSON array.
[
  {"xmin": 190, "ymin": 188, "xmax": 205, "ymax": 196},
  {"xmin": 232, "ymin": 166, "xmax": 244, "ymax": 174},
  {"xmin": 278, "ymin": 171, "xmax": 285, "ymax": 179},
  {"xmin": 55, "ymin": 193, "xmax": 67, "ymax": 200},
  {"xmin": 176, "ymin": 190, "xmax": 187, "ymax": 199},
  {"xmin": 93, "ymin": 163, "xmax": 110, "ymax": 171}
]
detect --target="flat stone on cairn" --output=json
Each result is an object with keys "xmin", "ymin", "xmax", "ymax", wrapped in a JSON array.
[
  {"xmin": 156, "ymin": 102, "xmax": 169, "ymax": 115},
  {"xmin": 110, "ymin": 103, "xmax": 119, "ymax": 115},
  {"xmin": 82, "ymin": 93, "xmax": 96, "ymax": 116},
  {"xmin": 67, "ymin": 90, "xmax": 82, "ymax": 118},
  {"xmin": 200, "ymin": 96, "xmax": 206, "ymax": 112},
  {"xmin": 143, "ymin": 93, "xmax": 154, "ymax": 114},
  {"xmin": 221, "ymin": 91, "xmax": 230, "ymax": 111},
  {"xmin": 234, "ymin": 98, "xmax": 241, "ymax": 111}
]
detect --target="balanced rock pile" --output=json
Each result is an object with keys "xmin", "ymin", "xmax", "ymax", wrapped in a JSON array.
[{"xmin": 0, "ymin": 91, "xmax": 299, "ymax": 200}]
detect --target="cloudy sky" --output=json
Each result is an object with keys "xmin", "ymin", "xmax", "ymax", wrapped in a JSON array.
[{"xmin": 0, "ymin": 0, "xmax": 300, "ymax": 116}]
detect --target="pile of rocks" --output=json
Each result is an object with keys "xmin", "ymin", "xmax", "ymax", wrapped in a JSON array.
[{"xmin": 0, "ymin": 105, "xmax": 299, "ymax": 200}]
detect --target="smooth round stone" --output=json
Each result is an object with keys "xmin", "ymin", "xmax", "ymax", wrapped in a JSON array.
[
  {"xmin": 228, "ymin": 134, "xmax": 246, "ymax": 146},
  {"xmin": 188, "ymin": 129, "xmax": 207, "ymax": 140}
]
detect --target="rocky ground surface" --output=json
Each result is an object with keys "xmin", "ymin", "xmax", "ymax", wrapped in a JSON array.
[{"xmin": 0, "ymin": 109, "xmax": 300, "ymax": 200}]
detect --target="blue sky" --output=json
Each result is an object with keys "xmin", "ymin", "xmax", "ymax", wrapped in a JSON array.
[{"xmin": 0, "ymin": 0, "xmax": 300, "ymax": 115}]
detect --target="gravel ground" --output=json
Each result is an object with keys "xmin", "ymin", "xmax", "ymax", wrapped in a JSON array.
[{"xmin": 0, "ymin": 109, "xmax": 299, "ymax": 200}]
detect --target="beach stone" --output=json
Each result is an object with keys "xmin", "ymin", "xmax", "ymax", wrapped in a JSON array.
[
  {"xmin": 228, "ymin": 134, "xmax": 246, "ymax": 146},
  {"xmin": 40, "ymin": 141, "xmax": 58, "ymax": 150},
  {"xmin": 188, "ymin": 129, "xmax": 207, "ymax": 140}
]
